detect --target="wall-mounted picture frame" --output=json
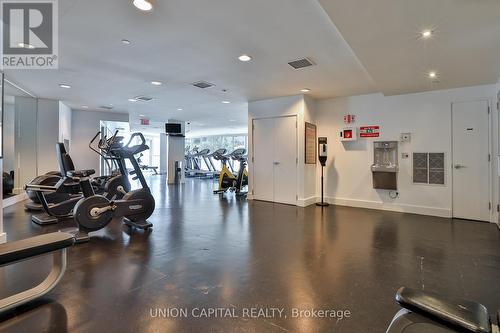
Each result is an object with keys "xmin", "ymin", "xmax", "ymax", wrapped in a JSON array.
[{"xmin": 305, "ymin": 122, "xmax": 317, "ymax": 164}]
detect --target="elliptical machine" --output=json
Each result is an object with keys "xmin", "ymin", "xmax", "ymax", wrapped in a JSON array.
[
  {"xmin": 73, "ymin": 132, "xmax": 155, "ymax": 232},
  {"xmin": 26, "ymin": 132, "xmax": 155, "ymax": 242},
  {"xmin": 213, "ymin": 148, "xmax": 248, "ymax": 196}
]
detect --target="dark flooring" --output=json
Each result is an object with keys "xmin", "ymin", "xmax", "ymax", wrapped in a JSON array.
[{"xmin": 0, "ymin": 176, "xmax": 499, "ymax": 333}]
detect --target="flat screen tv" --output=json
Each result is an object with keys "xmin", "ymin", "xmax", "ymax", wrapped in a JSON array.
[{"xmin": 165, "ymin": 123, "xmax": 182, "ymax": 134}]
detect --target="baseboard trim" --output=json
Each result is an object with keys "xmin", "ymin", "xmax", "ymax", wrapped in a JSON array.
[
  {"xmin": 0, "ymin": 233, "xmax": 6, "ymax": 244},
  {"xmin": 325, "ymin": 196, "xmax": 452, "ymax": 218},
  {"xmin": 3, "ymin": 193, "xmax": 28, "ymax": 208},
  {"xmin": 297, "ymin": 196, "xmax": 317, "ymax": 207}
]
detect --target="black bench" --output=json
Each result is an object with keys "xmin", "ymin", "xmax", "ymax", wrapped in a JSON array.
[
  {"xmin": 386, "ymin": 287, "xmax": 492, "ymax": 333},
  {"xmin": 0, "ymin": 232, "xmax": 75, "ymax": 313}
]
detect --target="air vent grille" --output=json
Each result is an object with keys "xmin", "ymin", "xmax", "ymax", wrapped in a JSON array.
[
  {"xmin": 288, "ymin": 57, "xmax": 315, "ymax": 69},
  {"xmin": 99, "ymin": 106, "xmax": 113, "ymax": 110},
  {"xmin": 192, "ymin": 81, "xmax": 215, "ymax": 89},
  {"xmin": 136, "ymin": 96, "xmax": 154, "ymax": 102}
]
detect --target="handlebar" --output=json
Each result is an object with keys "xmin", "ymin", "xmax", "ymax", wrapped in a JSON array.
[{"xmin": 124, "ymin": 132, "xmax": 146, "ymax": 148}]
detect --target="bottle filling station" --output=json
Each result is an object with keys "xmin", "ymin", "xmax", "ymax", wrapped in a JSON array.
[{"xmin": 371, "ymin": 141, "xmax": 398, "ymax": 190}]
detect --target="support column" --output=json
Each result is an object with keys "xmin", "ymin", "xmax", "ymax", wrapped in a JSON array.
[
  {"xmin": 166, "ymin": 120, "xmax": 186, "ymax": 185},
  {"xmin": 159, "ymin": 133, "xmax": 168, "ymax": 175}
]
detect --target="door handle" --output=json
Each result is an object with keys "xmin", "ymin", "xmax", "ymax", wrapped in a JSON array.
[
  {"xmin": 454, "ymin": 164, "xmax": 466, "ymax": 169},
  {"xmin": 273, "ymin": 161, "xmax": 280, "ymax": 165}
]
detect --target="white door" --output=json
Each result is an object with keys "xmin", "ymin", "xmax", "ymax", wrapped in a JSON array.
[
  {"xmin": 252, "ymin": 116, "xmax": 297, "ymax": 204},
  {"xmin": 273, "ymin": 116, "xmax": 297, "ymax": 204},
  {"xmin": 452, "ymin": 100, "xmax": 490, "ymax": 221},
  {"xmin": 253, "ymin": 118, "xmax": 275, "ymax": 202}
]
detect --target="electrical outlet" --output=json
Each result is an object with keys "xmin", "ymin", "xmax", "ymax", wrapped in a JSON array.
[{"xmin": 400, "ymin": 133, "xmax": 411, "ymax": 142}]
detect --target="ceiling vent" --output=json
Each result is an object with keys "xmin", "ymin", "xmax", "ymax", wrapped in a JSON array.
[
  {"xmin": 99, "ymin": 105, "xmax": 113, "ymax": 110},
  {"xmin": 135, "ymin": 96, "xmax": 154, "ymax": 102},
  {"xmin": 192, "ymin": 81, "xmax": 215, "ymax": 89},
  {"xmin": 288, "ymin": 57, "xmax": 315, "ymax": 69}
]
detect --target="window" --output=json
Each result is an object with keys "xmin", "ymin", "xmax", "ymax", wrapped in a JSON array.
[
  {"xmin": 413, "ymin": 153, "xmax": 445, "ymax": 185},
  {"xmin": 185, "ymin": 134, "xmax": 248, "ymax": 154}
]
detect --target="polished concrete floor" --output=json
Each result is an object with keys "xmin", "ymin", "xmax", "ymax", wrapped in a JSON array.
[{"xmin": 0, "ymin": 176, "xmax": 499, "ymax": 333}]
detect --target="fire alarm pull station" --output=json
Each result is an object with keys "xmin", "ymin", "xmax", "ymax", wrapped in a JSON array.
[
  {"xmin": 340, "ymin": 127, "xmax": 357, "ymax": 142},
  {"xmin": 317, "ymin": 137, "xmax": 329, "ymax": 207}
]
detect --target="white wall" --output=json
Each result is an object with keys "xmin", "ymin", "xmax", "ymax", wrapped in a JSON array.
[
  {"xmin": 303, "ymin": 96, "xmax": 317, "ymax": 202},
  {"xmin": 59, "ymin": 101, "xmax": 72, "ymax": 145},
  {"xmin": 14, "ymin": 97, "xmax": 38, "ymax": 191},
  {"xmin": 37, "ymin": 99, "xmax": 60, "ymax": 174},
  {"xmin": 248, "ymin": 95, "xmax": 317, "ymax": 206},
  {"xmin": 315, "ymin": 84, "xmax": 498, "ymax": 219},
  {"xmin": 71, "ymin": 110, "xmax": 129, "ymax": 175}
]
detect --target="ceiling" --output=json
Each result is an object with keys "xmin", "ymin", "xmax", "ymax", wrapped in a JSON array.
[
  {"xmin": 4, "ymin": 0, "xmax": 376, "ymax": 133},
  {"xmin": 4, "ymin": 0, "xmax": 500, "ymax": 133},
  {"xmin": 318, "ymin": 0, "xmax": 500, "ymax": 96}
]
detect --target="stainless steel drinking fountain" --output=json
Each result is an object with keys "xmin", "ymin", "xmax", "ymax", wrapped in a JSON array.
[{"xmin": 371, "ymin": 141, "xmax": 398, "ymax": 190}]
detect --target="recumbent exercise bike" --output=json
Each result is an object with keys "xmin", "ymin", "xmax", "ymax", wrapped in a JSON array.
[{"xmin": 26, "ymin": 132, "xmax": 155, "ymax": 242}]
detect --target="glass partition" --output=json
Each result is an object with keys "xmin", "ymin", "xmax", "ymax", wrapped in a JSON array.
[{"xmin": 3, "ymin": 79, "xmax": 38, "ymax": 198}]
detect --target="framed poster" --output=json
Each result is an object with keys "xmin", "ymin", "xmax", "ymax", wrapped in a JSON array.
[{"xmin": 305, "ymin": 122, "xmax": 317, "ymax": 164}]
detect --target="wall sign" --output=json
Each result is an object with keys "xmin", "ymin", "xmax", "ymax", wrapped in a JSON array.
[
  {"xmin": 305, "ymin": 122, "xmax": 317, "ymax": 164},
  {"xmin": 360, "ymin": 126, "xmax": 380, "ymax": 138},
  {"xmin": 344, "ymin": 114, "xmax": 356, "ymax": 124},
  {"xmin": 140, "ymin": 118, "xmax": 150, "ymax": 126}
]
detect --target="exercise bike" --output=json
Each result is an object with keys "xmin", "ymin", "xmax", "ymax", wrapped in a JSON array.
[
  {"xmin": 386, "ymin": 287, "xmax": 499, "ymax": 333},
  {"xmin": 25, "ymin": 132, "xmax": 128, "ymax": 212},
  {"xmin": 213, "ymin": 148, "xmax": 248, "ymax": 196},
  {"xmin": 27, "ymin": 133, "xmax": 130, "ymax": 225},
  {"xmin": 26, "ymin": 133, "xmax": 155, "ymax": 242}
]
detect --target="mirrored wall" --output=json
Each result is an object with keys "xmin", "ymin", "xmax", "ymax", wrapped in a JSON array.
[{"xmin": 2, "ymin": 78, "xmax": 38, "ymax": 198}]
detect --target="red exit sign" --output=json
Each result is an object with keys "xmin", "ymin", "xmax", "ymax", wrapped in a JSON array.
[{"xmin": 140, "ymin": 118, "xmax": 150, "ymax": 126}]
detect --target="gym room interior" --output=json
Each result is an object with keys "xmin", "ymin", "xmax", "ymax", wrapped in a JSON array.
[{"xmin": 0, "ymin": 1, "xmax": 499, "ymax": 332}]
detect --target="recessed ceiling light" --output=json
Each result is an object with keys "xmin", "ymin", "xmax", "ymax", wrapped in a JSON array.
[
  {"xmin": 128, "ymin": 98, "xmax": 138, "ymax": 102},
  {"xmin": 300, "ymin": 88, "xmax": 311, "ymax": 93},
  {"xmin": 428, "ymin": 71, "xmax": 437, "ymax": 79},
  {"xmin": 82, "ymin": 105, "xmax": 88, "ymax": 109},
  {"xmin": 151, "ymin": 81, "xmax": 162, "ymax": 86},
  {"xmin": 59, "ymin": 84, "xmax": 71, "ymax": 89},
  {"xmin": 132, "ymin": 0, "xmax": 153, "ymax": 11},
  {"xmin": 421, "ymin": 30, "xmax": 433, "ymax": 39},
  {"xmin": 238, "ymin": 54, "xmax": 252, "ymax": 62},
  {"xmin": 222, "ymin": 101, "xmax": 231, "ymax": 104},
  {"xmin": 121, "ymin": 39, "xmax": 131, "ymax": 45},
  {"xmin": 18, "ymin": 42, "xmax": 35, "ymax": 49},
  {"xmin": 139, "ymin": 114, "xmax": 145, "ymax": 117},
  {"xmin": 229, "ymin": 119, "xmax": 236, "ymax": 122},
  {"xmin": 177, "ymin": 108, "xmax": 183, "ymax": 111}
]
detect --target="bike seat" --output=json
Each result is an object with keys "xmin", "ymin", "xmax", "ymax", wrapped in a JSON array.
[
  {"xmin": 395, "ymin": 287, "xmax": 490, "ymax": 333},
  {"xmin": 67, "ymin": 169, "xmax": 96, "ymax": 178}
]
